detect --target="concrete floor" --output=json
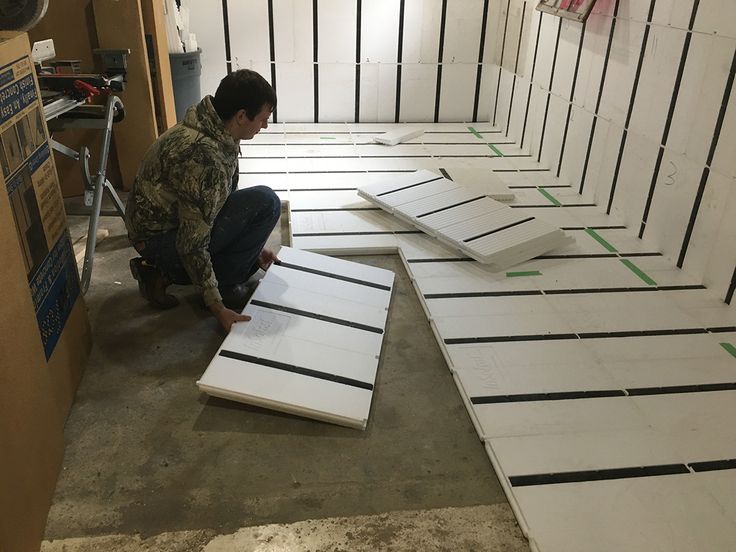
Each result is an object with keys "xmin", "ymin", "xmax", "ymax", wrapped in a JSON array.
[{"xmin": 42, "ymin": 209, "xmax": 528, "ymax": 551}]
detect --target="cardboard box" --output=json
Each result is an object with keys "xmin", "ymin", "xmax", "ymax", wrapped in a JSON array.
[{"xmin": 0, "ymin": 32, "xmax": 91, "ymax": 552}]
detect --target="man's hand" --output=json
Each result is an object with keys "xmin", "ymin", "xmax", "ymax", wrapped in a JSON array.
[
  {"xmin": 258, "ymin": 247, "xmax": 280, "ymax": 271},
  {"xmin": 209, "ymin": 301, "xmax": 250, "ymax": 332}
]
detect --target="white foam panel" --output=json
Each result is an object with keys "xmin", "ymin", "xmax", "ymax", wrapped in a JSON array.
[
  {"xmin": 358, "ymin": 169, "xmax": 572, "ymax": 268},
  {"xmin": 197, "ymin": 247, "xmax": 394, "ymax": 429}
]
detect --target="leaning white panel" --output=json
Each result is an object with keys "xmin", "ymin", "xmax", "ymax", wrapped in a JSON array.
[
  {"xmin": 197, "ymin": 247, "xmax": 395, "ymax": 430},
  {"xmin": 358, "ymin": 170, "xmax": 571, "ymax": 269}
]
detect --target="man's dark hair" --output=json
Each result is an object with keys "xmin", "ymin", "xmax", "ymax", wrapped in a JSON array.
[{"xmin": 212, "ymin": 69, "xmax": 276, "ymax": 121}]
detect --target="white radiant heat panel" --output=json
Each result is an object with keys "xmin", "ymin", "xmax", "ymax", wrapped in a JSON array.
[
  {"xmin": 445, "ymin": 168, "xmax": 515, "ymax": 201},
  {"xmin": 197, "ymin": 246, "xmax": 394, "ymax": 430},
  {"xmin": 358, "ymin": 170, "xmax": 572, "ymax": 268},
  {"xmin": 372, "ymin": 126, "xmax": 425, "ymax": 146}
]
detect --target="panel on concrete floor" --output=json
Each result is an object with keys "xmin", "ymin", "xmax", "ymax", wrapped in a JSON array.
[{"xmin": 197, "ymin": 247, "xmax": 395, "ymax": 430}]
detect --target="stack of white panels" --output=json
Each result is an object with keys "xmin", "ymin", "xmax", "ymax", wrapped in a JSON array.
[
  {"xmin": 197, "ymin": 246, "xmax": 395, "ymax": 430},
  {"xmin": 372, "ymin": 126, "xmax": 425, "ymax": 146},
  {"xmin": 357, "ymin": 170, "xmax": 572, "ymax": 269}
]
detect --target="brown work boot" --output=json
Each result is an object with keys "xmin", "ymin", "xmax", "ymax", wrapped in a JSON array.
[{"xmin": 129, "ymin": 257, "xmax": 179, "ymax": 310}]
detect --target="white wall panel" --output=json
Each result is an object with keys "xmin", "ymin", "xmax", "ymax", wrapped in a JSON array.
[
  {"xmin": 516, "ymin": 3, "xmax": 539, "ymax": 79},
  {"xmin": 652, "ymin": 0, "xmax": 697, "ymax": 30},
  {"xmin": 538, "ymin": 93, "xmax": 568, "ymax": 171},
  {"xmin": 533, "ymin": 11, "xmax": 559, "ymax": 91},
  {"xmin": 499, "ymin": 0, "xmax": 526, "ymax": 72},
  {"xmin": 319, "ymin": 64, "xmax": 355, "ymax": 122},
  {"xmin": 188, "ymin": 0, "xmax": 228, "ymax": 97},
  {"xmin": 227, "ymin": 0, "xmax": 271, "ymax": 67},
  {"xmin": 627, "ymin": 25, "xmax": 683, "ymax": 145},
  {"xmin": 493, "ymin": 68, "xmax": 514, "ymax": 129},
  {"xmin": 701, "ymin": 182, "xmax": 736, "ymax": 299},
  {"xmin": 275, "ymin": 63, "xmax": 315, "ymax": 122},
  {"xmin": 438, "ymin": 64, "xmax": 477, "ymax": 122},
  {"xmin": 476, "ymin": 63, "xmax": 496, "ymax": 122},
  {"xmin": 317, "ymin": 0, "xmax": 356, "ymax": 63},
  {"xmin": 273, "ymin": 0, "xmax": 313, "ymax": 63},
  {"xmin": 597, "ymin": 19, "xmax": 646, "ymax": 128},
  {"xmin": 550, "ymin": 19, "xmax": 583, "ymax": 98},
  {"xmin": 359, "ymin": 64, "xmax": 398, "ymax": 122},
  {"xmin": 398, "ymin": 64, "xmax": 438, "ymax": 122},
  {"xmin": 693, "ymin": 0, "xmax": 736, "ymax": 40},
  {"xmin": 559, "ymin": 105, "xmax": 595, "ymax": 191},
  {"xmin": 402, "ymin": 0, "xmax": 442, "ymax": 63},
  {"xmin": 573, "ymin": 11, "xmax": 614, "ymax": 113},
  {"xmin": 608, "ymin": 132, "xmax": 660, "ymax": 227},
  {"xmin": 709, "ymin": 85, "xmax": 736, "ymax": 179},
  {"xmin": 667, "ymin": 34, "xmax": 734, "ymax": 168},
  {"xmin": 506, "ymin": 75, "xmax": 530, "ymax": 138},
  {"xmin": 361, "ymin": 0, "xmax": 400, "ymax": 63},
  {"xmin": 587, "ymin": 119, "xmax": 622, "ymax": 205},
  {"xmin": 443, "ymin": 0, "xmax": 484, "ymax": 64}
]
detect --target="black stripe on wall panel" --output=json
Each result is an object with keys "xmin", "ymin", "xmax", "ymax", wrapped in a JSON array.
[
  {"xmin": 219, "ymin": 350, "xmax": 373, "ymax": 391},
  {"xmin": 690, "ymin": 459, "xmax": 736, "ymax": 472},
  {"xmin": 473, "ymin": 0, "xmax": 491, "ymax": 122},
  {"xmin": 425, "ymin": 290, "xmax": 543, "ymax": 298},
  {"xmin": 267, "ymin": 0, "xmax": 278, "ymax": 123},
  {"xmin": 537, "ymin": 17, "xmax": 563, "ymax": 163},
  {"xmin": 557, "ymin": 20, "xmax": 587, "ymax": 177},
  {"xmin": 313, "ymin": 0, "xmax": 319, "ymax": 123},
  {"xmin": 355, "ymin": 0, "xmax": 362, "ymax": 123},
  {"xmin": 606, "ymin": 0, "xmax": 656, "ymax": 215},
  {"xmin": 464, "ymin": 217, "xmax": 536, "ymax": 242},
  {"xmin": 395, "ymin": 0, "xmax": 406, "ymax": 123},
  {"xmin": 446, "ymin": 328, "xmax": 711, "ymax": 345},
  {"xmin": 677, "ymin": 46, "xmax": 736, "ymax": 268},
  {"xmin": 727, "ymin": 265, "xmax": 736, "ymax": 304},
  {"xmin": 417, "ymin": 196, "xmax": 485, "ymax": 218},
  {"xmin": 250, "ymin": 300, "xmax": 384, "ymax": 334},
  {"xmin": 434, "ymin": 0, "xmax": 449, "ymax": 123},
  {"xmin": 639, "ymin": 0, "xmax": 701, "ymax": 238},
  {"xmin": 504, "ymin": 1, "xmax": 527, "ymax": 134},
  {"xmin": 375, "ymin": 176, "xmax": 443, "ymax": 196},
  {"xmin": 493, "ymin": 0, "xmax": 512, "ymax": 126},
  {"xmin": 221, "ymin": 0, "xmax": 232, "ymax": 74},
  {"xmin": 520, "ymin": 11, "xmax": 543, "ymax": 145},
  {"xmin": 578, "ymin": 0, "xmax": 620, "ymax": 195},
  {"xmin": 472, "ymin": 390, "xmax": 625, "ymax": 404},
  {"xmin": 510, "ymin": 464, "xmax": 689, "ymax": 487}
]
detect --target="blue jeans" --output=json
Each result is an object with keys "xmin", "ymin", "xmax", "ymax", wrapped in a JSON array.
[{"xmin": 139, "ymin": 186, "xmax": 281, "ymax": 288}]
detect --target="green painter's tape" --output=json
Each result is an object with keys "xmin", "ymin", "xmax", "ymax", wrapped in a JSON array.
[
  {"xmin": 507, "ymin": 270, "xmax": 542, "ymax": 277},
  {"xmin": 537, "ymin": 188, "xmax": 562, "ymax": 207},
  {"xmin": 721, "ymin": 343, "xmax": 736, "ymax": 359},
  {"xmin": 488, "ymin": 144, "xmax": 504, "ymax": 156},
  {"xmin": 467, "ymin": 126, "xmax": 484, "ymax": 139},
  {"xmin": 620, "ymin": 259, "xmax": 657, "ymax": 286},
  {"xmin": 320, "ymin": 136, "xmax": 337, "ymax": 140},
  {"xmin": 584, "ymin": 228, "xmax": 618, "ymax": 253}
]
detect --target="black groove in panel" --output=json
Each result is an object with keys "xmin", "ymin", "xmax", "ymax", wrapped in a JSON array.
[
  {"xmin": 375, "ymin": 176, "xmax": 443, "ymax": 196},
  {"xmin": 689, "ymin": 459, "xmax": 736, "ymax": 473},
  {"xmin": 471, "ymin": 389, "xmax": 625, "ymax": 404},
  {"xmin": 727, "ymin": 265, "xmax": 736, "ymax": 304},
  {"xmin": 250, "ymin": 300, "xmax": 384, "ymax": 335},
  {"xmin": 463, "ymin": 216, "xmax": 535, "ymax": 242},
  {"xmin": 312, "ymin": 0, "xmax": 319, "ymax": 123},
  {"xmin": 439, "ymin": 168, "xmax": 453, "ymax": 180},
  {"xmin": 445, "ymin": 334, "xmax": 578, "ymax": 344},
  {"xmin": 510, "ymin": 464, "xmax": 690, "ymax": 487},
  {"xmin": 557, "ymin": 20, "xmax": 587, "ymax": 177},
  {"xmin": 395, "ymin": 0, "xmax": 406, "ymax": 123},
  {"xmin": 221, "ymin": 0, "xmax": 232, "ymax": 74},
  {"xmin": 579, "ymin": 0, "xmax": 620, "ymax": 195},
  {"xmin": 505, "ymin": 1, "xmax": 527, "ymax": 133},
  {"xmin": 267, "ymin": 0, "xmax": 278, "ymax": 122},
  {"xmin": 434, "ymin": 0, "xmax": 449, "ymax": 123},
  {"xmin": 639, "ymin": 0, "xmax": 700, "ymax": 238},
  {"xmin": 627, "ymin": 382, "xmax": 736, "ymax": 396},
  {"xmin": 416, "ymin": 196, "xmax": 485, "ymax": 218},
  {"xmin": 425, "ymin": 290, "xmax": 543, "ymax": 298},
  {"xmin": 219, "ymin": 350, "xmax": 373, "ymax": 391},
  {"xmin": 473, "ymin": 0, "xmax": 491, "ymax": 122},
  {"xmin": 493, "ymin": 0, "xmax": 512, "ymax": 126},
  {"xmin": 537, "ymin": 17, "xmax": 562, "ymax": 163},
  {"xmin": 606, "ymin": 0, "xmax": 656, "ymax": 215},
  {"xmin": 520, "ymin": 11, "xmax": 543, "ymax": 145},
  {"xmin": 677, "ymin": 46, "xmax": 736, "ymax": 268},
  {"xmin": 355, "ymin": 0, "xmax": 362, "ymax": 123},
  {"xmin": 277, "ymin": 261, "xmax": 391, "ymax": 291}
]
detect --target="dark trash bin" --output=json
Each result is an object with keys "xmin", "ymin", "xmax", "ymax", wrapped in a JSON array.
[{"xmin": 169, "ymin": 48, "xmax": 202, "ymax": 122}]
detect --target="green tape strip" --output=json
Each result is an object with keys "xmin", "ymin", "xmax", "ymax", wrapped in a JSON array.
[
  {"xmin": 488, "ymin": 144, "xmax": 504, "ymax": 156},
  {"xmin": 721, "ymin": 343, "xmax": 736, "ymax": 359},
  {"xmin": 584, "ymin": 228, "xmax": 618, "ymax": 253},
  {"xmin": 467, "ymin": 126, "xmax": 484, "ymax": 139},
  {"xmin": 320, "ymin": 136, "xmax": 336, "ymax": 140},
  {"xmin": 537, "ymin": 188, "xmax": 562, "ymax": 207},
  {"xmin": 506, "ymin": 270, "xmax": 542, "ymax": 277},
  {"xmin": 620, "ymin": 259, "xmax": 657, "ymax": 286}
]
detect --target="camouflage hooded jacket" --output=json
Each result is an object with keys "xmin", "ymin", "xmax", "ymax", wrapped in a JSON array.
[{"xmin": 125, "ymin": 95, "xmax": 239, "ymax": 307}]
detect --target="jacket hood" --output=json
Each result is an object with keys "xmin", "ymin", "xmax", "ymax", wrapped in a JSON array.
[{"xmin": 181, "ymin": 95, "xmax": 239, "ymax": 155}]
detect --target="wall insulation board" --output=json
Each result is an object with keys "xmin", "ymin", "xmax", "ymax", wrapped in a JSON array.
[
  {"xmin": 357, "ymin": 169, "xmax": 572, "ymax": 269},
  {"xmin": 197, "ymin": 246, "xmax": 395, "ymax": 430}
]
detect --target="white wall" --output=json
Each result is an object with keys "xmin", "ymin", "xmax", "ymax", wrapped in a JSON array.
[
  {"xmin": 189, "ymin": 0, "xmax": 498, "ymax": 123},
  {"xmin": 489, "ymin": 0, "xmax": 736, "ymax": 304}
]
